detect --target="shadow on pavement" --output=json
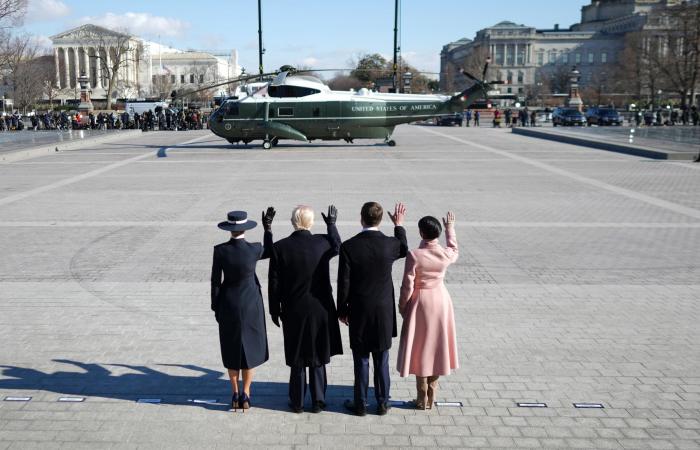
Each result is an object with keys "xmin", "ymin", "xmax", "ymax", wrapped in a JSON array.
[{"xmin": 0, "ymin": 360, "xmax": 358, "ymax": 413}]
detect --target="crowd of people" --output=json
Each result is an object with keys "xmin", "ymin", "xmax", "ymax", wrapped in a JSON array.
[
  {"xmin": 0, "ymin": 108, "xmax": 209, "ymax": 132},
  {"xmin": 634, "ymin": 105, "xmax": 700, "ymax": 127},
  {"xmin": 212, "ymin": 202, "xmax": 460, "ymax": 415}
]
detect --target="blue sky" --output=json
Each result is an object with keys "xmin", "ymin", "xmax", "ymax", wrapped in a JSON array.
[{"xmin": 20, "ymin": 0, "xmax": 589, "ymax": 76}]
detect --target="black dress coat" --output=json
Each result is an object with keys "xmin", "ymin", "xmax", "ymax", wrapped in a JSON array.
[
  {"xmin": 336, "ymin": 227, "xmax": 408, "ymax": 353},
  {"xmin": 211, "ymin": 232, "xmax": 272, "ymax": 370},
  {"xmin": 268, "ymin": 224, "xmax": 343, "ymax": 367}
]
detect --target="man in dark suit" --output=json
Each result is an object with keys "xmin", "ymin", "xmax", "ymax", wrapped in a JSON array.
[
  {"xmin": 268, "ymin": 205, "xmax": 343, "ymax": 413},
  {"xmin": 337, "ymin": 201, "xmax": 408, "ymax": 416}
]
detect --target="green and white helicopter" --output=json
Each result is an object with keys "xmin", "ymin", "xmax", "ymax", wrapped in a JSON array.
[{"xmin": 174, "ymin": 62, "xmax": 498, "ymax": 149}]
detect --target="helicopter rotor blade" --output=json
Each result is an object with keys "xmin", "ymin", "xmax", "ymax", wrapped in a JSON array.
[
  {"xmin": 460, "ymin": 69, "xmax": 480, "ymax": 83},
  {"xmin": 170, "ymin": 70, "xmax": 281, "ymax": 100},
  {"xmin": 482, "ymin": 56, "xmax": 491, "ymax": 81}
]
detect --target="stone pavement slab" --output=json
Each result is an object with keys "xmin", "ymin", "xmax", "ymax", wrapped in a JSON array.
[{"xmin": 1, "ymin": 126, "xmax": 699, "ymax": 448}]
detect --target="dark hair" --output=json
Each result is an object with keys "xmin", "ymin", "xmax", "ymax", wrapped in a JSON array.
[
  {"xmin": 418, "ymin": 216, "xmax": 442, "ymax": 240},
  {"xmin": 361, "ymin": 201, "xmax": 383, "ymax": 227}
]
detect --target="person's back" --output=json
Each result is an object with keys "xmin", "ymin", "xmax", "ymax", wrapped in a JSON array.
[{"xmin": 337, "ymin": 201, "xmax": 407, "ymax": 416}]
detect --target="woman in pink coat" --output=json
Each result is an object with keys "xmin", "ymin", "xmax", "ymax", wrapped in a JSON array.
[{"xmin": 397, "ymin": 212, "xmax": 458, "ymax": 410}]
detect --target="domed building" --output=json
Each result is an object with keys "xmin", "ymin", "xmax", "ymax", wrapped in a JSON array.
[{"xmin": 439, "ymin": 0, "xmax": 690, "ymax": 103}]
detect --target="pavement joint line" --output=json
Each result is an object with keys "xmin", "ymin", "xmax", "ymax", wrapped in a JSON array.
[
  {"xmin": 671, "ymin": 162, "xmax": 700, "ymax": 171},
  {"xmin": 421, "ymin": 126, "xmax": 700, "ymax": 220},
  {"xmin": 0, "ymin": 134, "xmax": 210, "ymax": 207},
  {"xmin": 1, "ymin": 221, "xmax": 699, "ymax": 228}
]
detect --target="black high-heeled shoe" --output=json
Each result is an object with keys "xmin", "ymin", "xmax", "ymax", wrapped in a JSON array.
[
  {"xmin": 230, "ymin": 392, "xmax": 239, "ymax": 412},
  {"xmin": 239, "ymin": 392, "xmax": 251, "ymax": 411}
]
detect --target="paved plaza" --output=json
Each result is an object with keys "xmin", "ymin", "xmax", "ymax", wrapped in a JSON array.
[{"xmin": 1, "ymin": 125, "xmax": 699, "ymax": 449}]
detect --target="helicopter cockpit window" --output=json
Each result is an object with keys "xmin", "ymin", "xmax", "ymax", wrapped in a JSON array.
[
  {"xmin": 267, "ymin": 85, "xmax": 320, "ymax": 98},
  {"xmin": 224, "ymin": 102, "xmax": 239, "ymax": 116}
]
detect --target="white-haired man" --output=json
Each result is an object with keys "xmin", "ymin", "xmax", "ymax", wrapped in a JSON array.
[{"xmin": 268, "ymin": 205, "xmax": 343, "ymax": 413}]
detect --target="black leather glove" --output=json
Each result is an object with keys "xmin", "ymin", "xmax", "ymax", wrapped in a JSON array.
[
  {"xmin": 321, "ymin": 205, "xmax": 337, "ymax": 226},
  {"xmin": 262, "ymin": 206, "xmax": 276, "ymax": 231},
  {"xmin": 271, "ymin": 315, "xmax": 280, "ymax": 328}
]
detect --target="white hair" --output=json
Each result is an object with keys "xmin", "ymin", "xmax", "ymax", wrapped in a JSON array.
[{"xmin": 291, "ymin": 205, "xmax": 314, "ymax": 230}]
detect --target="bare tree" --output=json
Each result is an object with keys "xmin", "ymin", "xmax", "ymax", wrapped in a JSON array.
[
  {"xmin": 82, "ymin": 27, "xmax": 141, "ymax": 109},
  {"xmin": 327, "ymin": 74, "xmax": 363, "ymax": 91},
  {"xmin": 0, "ymin": 0, "xmax": 26, "ymax": 27},
  {"xmin": 12, "ymin": 54, "xmax": 53, "ymax": 111},
  {"xmin": 648, "ymin": 2, "xmax": 700, "ymax": 107}
]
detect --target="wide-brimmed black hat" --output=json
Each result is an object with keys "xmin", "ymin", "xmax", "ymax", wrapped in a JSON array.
[{"xmin": 217, "ymin": 210, "xmax": 257, "ymax": 231}]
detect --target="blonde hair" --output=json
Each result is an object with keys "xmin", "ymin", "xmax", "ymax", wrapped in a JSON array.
[{"xmin": 291, "ymin": 205, "xmax": 314, "ymax": 230}]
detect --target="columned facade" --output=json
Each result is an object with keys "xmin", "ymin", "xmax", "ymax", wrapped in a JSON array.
[{"xmin": 50, "ymin": 24, "xmax": 241, "ymax": 101}]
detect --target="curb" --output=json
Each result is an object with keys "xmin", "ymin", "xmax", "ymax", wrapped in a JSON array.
[
  {"xmin": 0, "ymin": 130, "xmax": 143, "ymax": 163},
  {"xmin": 511, "ymin": 127, "xmax": 697, "ymax": 160}
]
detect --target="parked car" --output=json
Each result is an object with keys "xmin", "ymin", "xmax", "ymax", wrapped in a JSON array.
[
  {"xmin": 552, "ymin": 108, "xmax": 587, "ymax": 126},
  {"xmin": 436, "ymin": 112, "xmax": 464, "ymax": 126},
  {"xmin": 585, "ymin": 107, "xmax": 622, "ymax": 126}
]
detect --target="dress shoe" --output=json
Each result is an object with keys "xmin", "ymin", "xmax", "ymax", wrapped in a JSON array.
[
  {"xmin": 288, "ymin": 401, "xmax": 304, "ymax": 413},
  {"xmin": 310, "ymin": 400, "xmax": 326, "ymax": 414},
  {"xmin": 376, "ymin": 402, "xmax": 391, "ymax": 416},
  {"xmin": 344, "ymin": 399, "xmax": 366, "ymax": 416}
]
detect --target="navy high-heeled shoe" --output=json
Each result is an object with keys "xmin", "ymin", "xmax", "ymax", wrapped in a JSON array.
[
  {"xmin": 239, "ymin": 392, "xmax": 251, "ymax": 411},
  {"xmin": 230, "ymin": 392, "xmax": 239, "ymax": 411}
]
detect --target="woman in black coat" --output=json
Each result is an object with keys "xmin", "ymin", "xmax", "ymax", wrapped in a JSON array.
[{"xmin": 212, "ymin": 208, "xmax": 275, "ymax": 411}]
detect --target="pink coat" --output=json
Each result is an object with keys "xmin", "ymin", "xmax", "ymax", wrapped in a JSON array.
[{"xmin": 396, "ymin": 225, "xmax": 458, "ymax": 377}]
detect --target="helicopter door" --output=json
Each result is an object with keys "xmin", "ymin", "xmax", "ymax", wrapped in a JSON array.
[{"xmin": 325, "ymin": 101, "xmax": 341, "ymax": 137}]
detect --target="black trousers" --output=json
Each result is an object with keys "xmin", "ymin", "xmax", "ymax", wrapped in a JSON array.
[
  {"xmin": 352, "ymin": 349, "xmax": 390, "ymax": 407},
  {"xmin": 289, "ymin": 365, "xmax": 326, "ymax": 409}
]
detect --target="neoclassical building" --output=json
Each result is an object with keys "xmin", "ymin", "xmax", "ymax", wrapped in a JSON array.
[
  {"xmin": 50, "ymin": 24, "xmax": 240, "ymax": 100},
  {"xmin": 439, "ymin": 0, "xmax": 686, "ymax": 98}
]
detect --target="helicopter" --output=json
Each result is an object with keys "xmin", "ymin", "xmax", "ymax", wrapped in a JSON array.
[{"xmin": 173, "ymin": 61, "xmax": 499, "ymax": 149}]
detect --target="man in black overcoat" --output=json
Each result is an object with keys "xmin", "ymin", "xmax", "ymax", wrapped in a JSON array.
[
  {"xmin": 337, "ymin": 201, "xmax": 408, "ymax": 416},
  {"xmin": 268, "ymin": 205, "xmax": 343, "ymax": 413}
]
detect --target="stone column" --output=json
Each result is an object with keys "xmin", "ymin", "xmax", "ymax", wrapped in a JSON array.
[
  {"xmin": 95, "ymin": 48, "xmax": 102, "ymax": 88},
  {"xmin": 82, "ymin": 47, "xmax": 89, "ymax": 83},
  {"xmin": 54, "ymin": 47, "xmax": 61, "ymax": 89},
  {"xmin": 74, "ymin": 47, "xmax": 81, "ymax": 87},
  {"xmin": 514, "ymin": 43, "xmax": 519, "ymax": 65},
  {"xmin": 63, "ymin": 47, "xmax": 70, "ymax": 89},
  {"xmin": 503, "ymin": 43, "xmax": 508, "ymax": 66}
]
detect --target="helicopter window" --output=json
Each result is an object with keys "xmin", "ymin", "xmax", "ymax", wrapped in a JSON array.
[
  {"xmin": 278, "ymin": 107, "xmax": 294, "ymax": 117},
  {"xmin": 313, "ymin": 107, "xmax": 320, "ymax": 117},
  {"xmin": 268, "ymin": 85, "xmax": 320, "ymax": 98},
  {"xmin": 225, "ymin": 102, "xmax": 239, "ymax": 116}
]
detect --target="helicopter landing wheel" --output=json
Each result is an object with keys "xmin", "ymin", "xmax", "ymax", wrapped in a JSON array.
[
  {"xmin": 270, "ymin": 137, "xmax": 279, "ymax": 147},
  {"xmin": 386, "ymin": 139, "xmax": 396, "ymax": 147},
  {"xmin": 262, "ymin": 140, "xmax": 272, "ymax": 150}
]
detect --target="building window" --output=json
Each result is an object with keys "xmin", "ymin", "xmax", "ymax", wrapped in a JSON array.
[
  {"xmin": 152, "ymin": 75, "xmax": 157, "ymax": 84},
  {"xmin": 562, "ymin": 53, "xmax": 569, "ymax": 64},
  {"xmin": 601, "ymin": 52, "xmax": 607, "ymax": 63},
  {"xmin": 199, "ymin": 74, "xmax": 204, "ymax": 84},
  {"xmin": 190, "ymin": 74, "xmax": 195, "ymax": 83},
  {"xmin": 180, "ymin": 74, "xmax": 185, "ymax": 84},
  {"xmin": 549, "ymin": 51, "xmax": 557, "ymax": 64},
  {"xmin": 575, "ymin": 53, "xmax": 581, "ymax": 64},
  {"xmin": 517, "ymin": 71, "xmax": 524, "ymax": 83},
  {"xmin": 518, "ymin": 87, "xmax": 524, "ymax": 94},
  {"xmin": 507, "ymin": 71, "xmax": 513, "ymax": 84},
  {"xmin": 537, "ymin": 52, "xmax": 544, "ymax": 66},
  {"xmin": 171, "ymin": 75, "xmax": 175, "ymax": 83},
  {"xmin": 516, "ymin": 46, "xmax": 525, "ymax": 65},
  {"xmin": 507, "ymin": 87, "xmax": 512, "ymax": 93},
  {"xmin": 588, "ymin": 53, "xmax": 594, "ymax": 64},
  {"xmin": 495, "ymin": 45, "xmax": 504, "ymax": 65},
  {"xmin": 506, "ymin": 44, "xmax": 515, "ymax": 66}
]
